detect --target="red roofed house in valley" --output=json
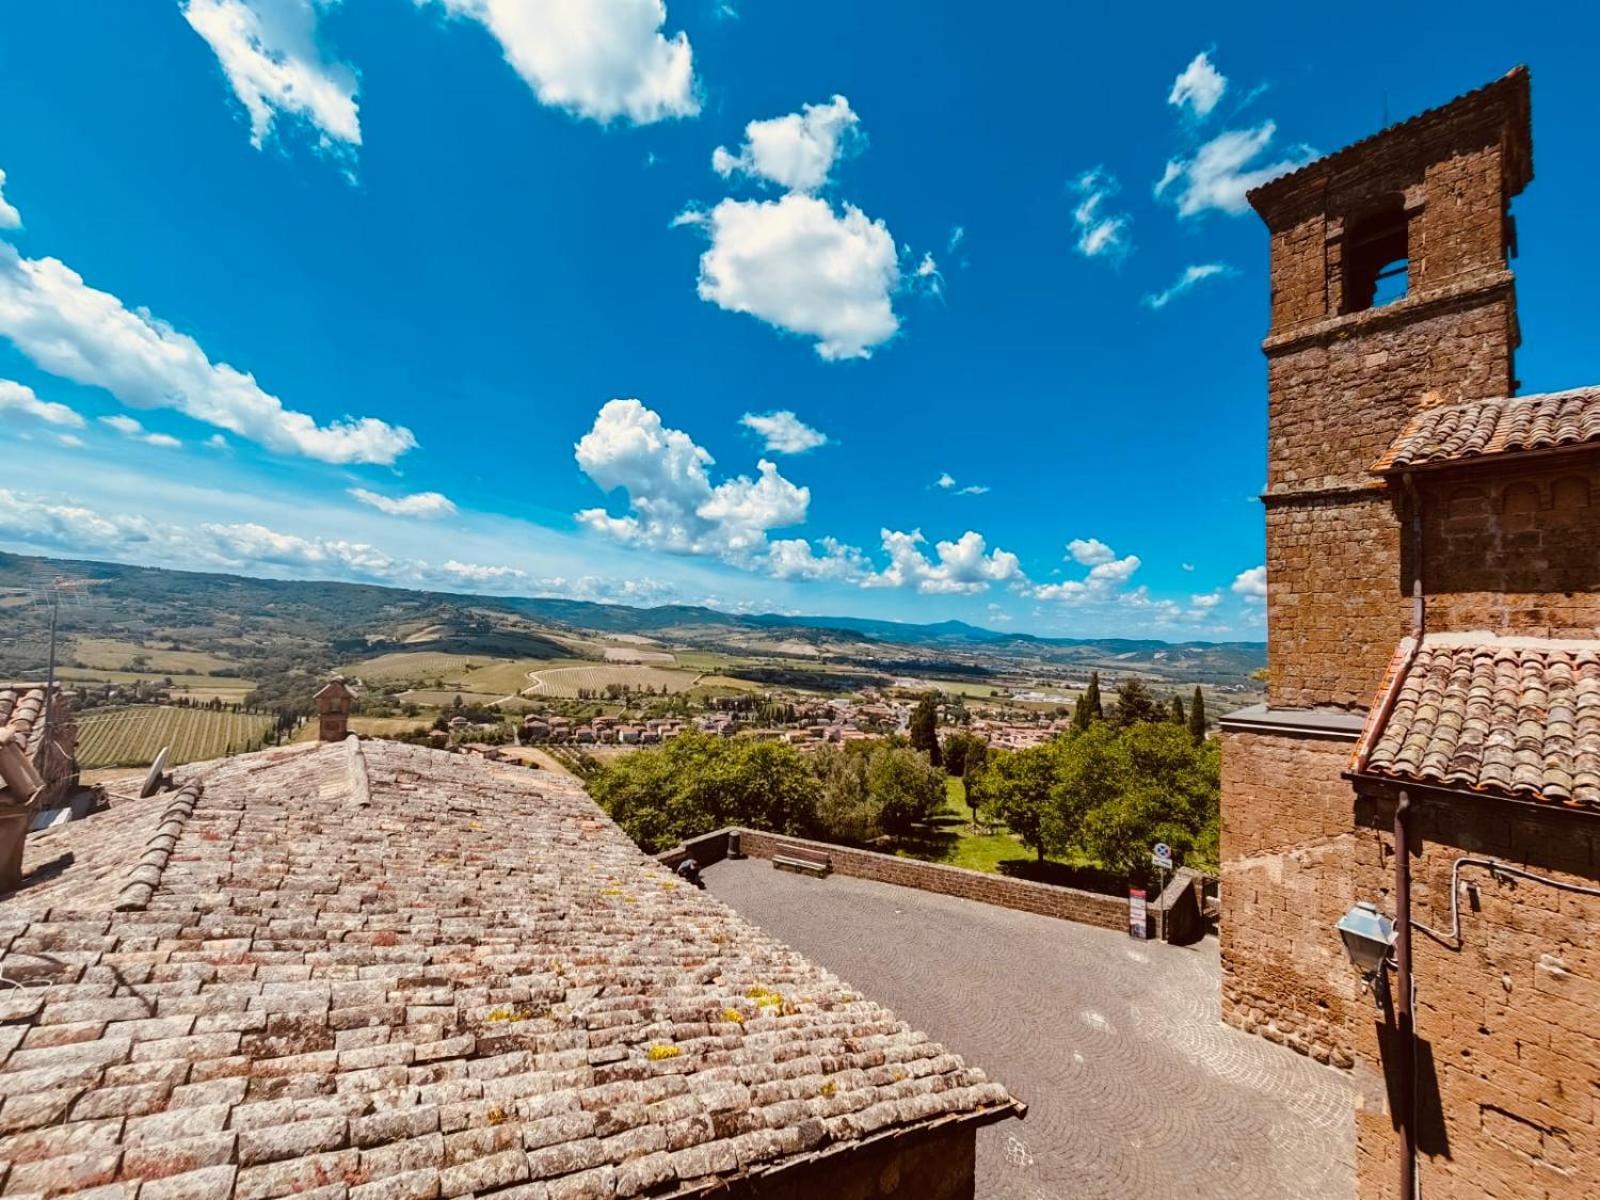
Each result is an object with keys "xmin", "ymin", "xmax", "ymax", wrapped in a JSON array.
[
  {"xmin": 1220, "ymin": 67, "xmax": 1600, "ymax": 1198},
  {"xmin": 0, "ymin": 739, "xmax": 1020, "ymax": 1199}
]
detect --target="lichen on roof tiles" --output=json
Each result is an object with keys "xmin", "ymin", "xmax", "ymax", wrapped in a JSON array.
[
  {"xmin": 1372, "ymin": 386, "xmax": 1600, "ymax": 472},
  {"xmin": 1359, "ymin": 634, "xmax": 1600, "ymax": 808},
  {"xmin": 0, "ymin": 739, "xmax": 1019, "ymax": 1198}
]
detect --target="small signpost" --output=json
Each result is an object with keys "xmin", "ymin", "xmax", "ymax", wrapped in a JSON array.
[
  {"xmin": 1151, "ymin": 842, "xmax": 1174, "ymax": 871},
  {"xmin": 1128, "ymin": 887, "xmax": 1148, "ymax": 939}
]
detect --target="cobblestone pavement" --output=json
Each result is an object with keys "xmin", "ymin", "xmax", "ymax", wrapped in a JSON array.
[{"xmin": 705, "ymin": 858, "xmax": 1357, "ymax": 1200}]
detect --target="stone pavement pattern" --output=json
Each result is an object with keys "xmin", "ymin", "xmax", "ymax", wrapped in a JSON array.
[{"xmin": 706, "ymin": 858, "xmax": 1359, "ymax": 1200}]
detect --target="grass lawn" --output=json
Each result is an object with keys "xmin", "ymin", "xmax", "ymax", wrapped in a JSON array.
[{"xmin": 896, "ymin": 774, "xmax": 1120, "ymax": 893}]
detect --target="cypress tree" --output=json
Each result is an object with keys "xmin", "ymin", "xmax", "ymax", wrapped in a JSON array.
[
  {"xmin": 1076, "ymin": 672, "xmax": 1103, "ymax": 728},
  {"xmin": 1188, "ymin": 686, "xmax": 1207, "ymax": 742},
  {"xmin": 1170, "ymin": 694, "xmax": 1186, "ymax": 725}
]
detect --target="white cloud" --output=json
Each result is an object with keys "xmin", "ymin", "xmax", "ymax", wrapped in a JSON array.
[
  {"xmin": 1232, "ymin": 564, "xmax": 1267, "ymax": 600},
  {"xmin": 182, "ymin": 0, "xmax": 361, "ymax": 151},
  {"xmin": 936, "ymin": 472, "xmax": 956, "ymax": 489},
  {"xmin": 0, "ymin": 168, "xmax": 21, "ymax": 229},
  {"xmin": 1190, "ymin": 590, "xmax": 1222, "ymax": 611},
  {"xmin": 681, "ymin": 193, "xmax": 901, "ymax": 360},
  {"xmin": 1071, "ymin": 169, "xmax": 1131, "ymax": 260},
  {"xmin": 0, "ymin": 242, "xmax": 415, "ymax": 464},
  {"xmin": 0, "ymin": 379, "xmax": 84, "ymax": 428},
  {"xmin": 438, "ymin": 559, "xmax": 526, "ymax": 583},
  {"xmin": 868, "ymin": 529, "xmax": 1023, "ymax": 595},
  {"xmin": 1156, "ymin": 122, "xmax": 1313, "ymax": 217},
  {"xmin": 98, "ymin": 414, "xmax": 182, "ymax": 449},
  {"xmin": 740, "ymin": 410, "xmax": 828, "ymax": 454},
  {"xmin": 203, "ymin": 520, "xmax": 402, "ymax": 577},
  {"xmin": 57, "ymin": 434, "xmax": 85, "ymax": 448},
  {"xmin": 1033, "ymin": 540, "xmax": 1142, "ymax": 604},
  {"xmin": 575, "ymin": 398, "xmax": 809, "ymax": 560},
  {"xmin": 1144, "ymin": 262, "xmax": 1231, "ymax": 310},
  {"xmin": 765, "ymin": 536, "xmax": 871, "ymax": 583},
  {"xmin": 948, "ymin": 226, "xmax": 965, "ymax": 252},
  {"xmin": 0, "ymin": 489, "xmax": 165, "ymax": 553},
  {"xmin": 712, "ymin": 94, "xmax": 860, "ymax": 192},
  {"xmin": 348, "ymin": 487, "xmax": 459, "ymax": 518},
  {"xmin": 1181, "ymin": 562, "xmax": 1196, "ymax": 572},
  {"xmin": 425, "ymin": 0, "xmax": 698, "ymax": 125},
  {"xmin": 1168, "ymin": 51, "xmax": 1227, "ymax": 118},
  {"xmin": 1067, "ymin": 537, "xmax": 1116, "ymax": 566}
]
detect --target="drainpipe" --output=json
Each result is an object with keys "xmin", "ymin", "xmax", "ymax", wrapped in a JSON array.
[
  {"xmin": 1394, "ymin": 788, "xmax": 1415, "ymax": 1200},
  {"xmin": 1394, "ymin": 470, "xmax": 1423, "ymax": 1200}
]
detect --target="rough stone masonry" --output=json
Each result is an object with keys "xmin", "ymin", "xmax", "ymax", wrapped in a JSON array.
[{"xmin": 1220, "ymin": 67, "xmax": 1600, "ymax": 1200}]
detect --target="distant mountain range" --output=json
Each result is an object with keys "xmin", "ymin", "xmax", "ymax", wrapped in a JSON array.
[{"xmin": 0, "ymin": 551, "xmax": 1264, "ymax": 684}]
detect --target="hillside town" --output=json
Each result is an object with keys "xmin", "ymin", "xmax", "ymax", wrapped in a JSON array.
[{"xmin": 0, "ymin": 10, "xmax": 1597, "ymax": 1200}]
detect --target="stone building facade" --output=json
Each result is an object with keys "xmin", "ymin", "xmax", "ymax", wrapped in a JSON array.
[{"xmin": 1220, "ymin": 68, "xmax": 1600, "ymax": 1198}]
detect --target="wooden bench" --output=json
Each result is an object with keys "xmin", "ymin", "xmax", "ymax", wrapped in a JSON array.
[{"xmin": 772, "ymin": 852, "xmax": 831, "ymax": 878}]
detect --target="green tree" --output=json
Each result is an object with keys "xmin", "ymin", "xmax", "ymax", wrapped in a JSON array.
[
  {"xmin": 810, "ymin": 746, "xmax": 878, "ymax": 844},
  {"xmin": 973, "ymin": 745, "xmax": 1058, "ymax": 862},
  {"xmin": 1170, "ymin": 694, "xmax": 1186, "ymax": 725},
  {"xmin": 908, "ymin": 695, "xmax": 942, "ymax": 767},
  {"xmin": 1073, "ymin": 722, "xmax": 1220, "ymax": 880},
  {"xmin": 867, "ymin": 744, "xmax": 945, "ymax": 836},
  {"xmin": 1188, "ymin": 686, "xmax": 1208, "ymax": 743},
  {"xmin": 1111, "ymin": 677, "xmax": 1161, "ymax": 728},
  {"xmin": 941, "ymin": 730, "xmax": 986, "ymax": 779},
  {"xmin": 1072, "ymin": 672, "xmax": 1103, "ymax": 731}
]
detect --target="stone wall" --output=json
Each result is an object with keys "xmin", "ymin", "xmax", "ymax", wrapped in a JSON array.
[
  {"xmin": 742, "ymin": 1124, "xmax": 977, "ymax": 1200},
  {"xmin": 735, "ymin": 829, "xmax": 1128, "ymax": 932},
  {"xmin": 1419, "ymin": 461, "xmax": 1600, "ymax": 636},
  {"xmin": 1222, "ymin": 726, "xmax": 1600, "ymax": 1197}
]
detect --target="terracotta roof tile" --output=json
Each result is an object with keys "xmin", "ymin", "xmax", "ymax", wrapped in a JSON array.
[
  {"xmin": 1359, "ymin": 634, "xmax": 1600, "ymax": 807},
  {"xmin": 0, "ymin": 740, "xmax": 1020, "ymax": 1197},
  {"xmin": 1372, "ymin": 386, "xmax": 1600, "ymax": 472}
]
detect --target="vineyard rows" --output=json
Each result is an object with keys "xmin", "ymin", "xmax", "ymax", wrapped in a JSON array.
[{"xmin": 77, "ymin": 706, "xmax": 276, "ymax": 769}]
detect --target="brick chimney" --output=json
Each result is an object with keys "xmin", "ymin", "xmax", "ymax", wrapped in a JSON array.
[
  {"xmin": 315, "ymin": 678, "xmax": 355, "ymax": 742},
  {"xmin": 1247, "ymin": 67, "xmax": 1532, "ymax": 710}
]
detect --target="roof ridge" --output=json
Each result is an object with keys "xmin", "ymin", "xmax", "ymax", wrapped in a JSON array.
[{"xmin": 112, "ymin": 779, "xmax": 203, "ymax": 911}]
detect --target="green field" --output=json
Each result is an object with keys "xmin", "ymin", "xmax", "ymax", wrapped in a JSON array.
[
  {"xmin": 347, "ymin": 651, "xmax": 585, "ymax": 695},
  {"xmin": 57, "ymin": 668, "xmax": 256, "ymax": 703},
  {"xmin": 78, "ymin": 705, "xmax": 276, "ymax": 768},
  {"xmin": 523, "ymin": 664, "xmax": 700, "ymax": 698},
  {"xmin": 70, "ymin": 637, "xmax": 239, "ymax": 676}
]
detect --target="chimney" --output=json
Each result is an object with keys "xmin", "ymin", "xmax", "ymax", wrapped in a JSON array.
[{"xmin": 315, "ymin": 678, "xmax": 355, "ymax": 742}]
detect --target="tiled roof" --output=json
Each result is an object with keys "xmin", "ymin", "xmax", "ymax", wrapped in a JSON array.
[
  {"xmin": 0, "ymin": 685, "xmax": 50, "ymax": 756},
  {"xmin": 0, "ymin": 739, "xmax": 1019, "ymax": 1199},
  {"xmin": 1358, "ymin": 634, "xmax": 1600, "ymax": 808},
  {"xmin": 1372, "ymin": 386, "xmax": 1600, "ymax": 472}
]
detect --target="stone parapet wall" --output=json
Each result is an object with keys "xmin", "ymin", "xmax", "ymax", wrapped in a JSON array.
[{"xmin": 734, "ymin": 829, "xmax": 1128, "ymax": 932}]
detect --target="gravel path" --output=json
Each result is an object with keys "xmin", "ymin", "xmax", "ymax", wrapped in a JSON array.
[{"xmin": 705, "ymin": 857, "xmax": 1356, "ymax": 1200}]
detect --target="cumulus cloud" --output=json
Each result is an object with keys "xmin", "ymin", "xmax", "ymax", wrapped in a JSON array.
[
  {"xmin": 1156, "ymin": 122, "xmax": 1313, "ymax": 217},
  {"xmin": 575, "ymin": 398, "xmax": 809, "ymax": 560},
  {"xmin": 1067, "ymin": 537, "xmax": 1117, "ymax": 566},
  {"xmin": 680, "ymin": 193, "xmax": 900, "ymax": 360},
  {"xmin": 1033, "ymin": 539, "xmax": 1142, "ymax": 604},
  {"xmin": 0, "ymin": 242, "xmax": 415, "ymax": 464},
  {"xmin": 99, "ymin": 414, "xmax": 182, "ymax": 448},
  {"xmin": 0, "ymin": 488, "xmax": 165, "ymax": 554},
  {"xmin": 1190, "ymin": 590, "xmax": 1222, "ymax": 611},
  {"xmin": 0, "ymin": 379, "xmax": 83, "ymax": 428},
  {"xmin": 0, "ymin": 169, "xmax": 20, "ymax": 229},
  {"xmin": 712, "ymin": 94, "xmax": 861, "ymax": 192},
  {"xmin": 740, "ymin": 410, "xmax": 828, "ymax": 454},
  {"xmin": 348, "ymin": 488, "xmax": 458, "ymax": 518},
  {"xmin": 1070, "ymin": 168, "xmax": 1131, "ymax": 260},
  {"xmin": 1144, "ymin": 262, "xmax": 1232, "ymax": 310},
  {"xmin": 765, "ymin": 536, "xmax": 872, "ymax": 583},
  {"xmin": 1232, "ymin": 564, "xmax": 1267, "ymax": 600},
  {"xmin": 182, "ymin": 0, "xmax": 361, "ymax": 151},
  {"xmin": 438, "ymin": 559, "xmax": 526, "ymax": 583},
  {"xmin": 1168, "ymin": 51, "xmax": 1227, "ymax": 118},
  {"xmin": 425, "ymin": 0, "xmax": 698, "ymax": 125},
  {"xmin": 868, "ymin": 529, "xmax": 1023, "ymax": 595}
]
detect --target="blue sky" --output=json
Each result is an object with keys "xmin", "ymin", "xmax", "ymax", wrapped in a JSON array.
[{"xmin": 1, "ymin": 2, "xmax": 1596, "ymax": 639}]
